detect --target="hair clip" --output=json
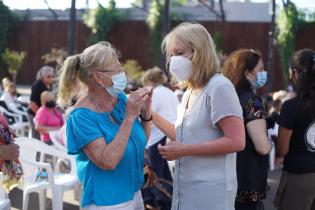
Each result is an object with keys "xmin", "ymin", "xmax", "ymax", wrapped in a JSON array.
[{"xmin": 75, "ymin": 57, "xmax": 81, "ymax": 71}]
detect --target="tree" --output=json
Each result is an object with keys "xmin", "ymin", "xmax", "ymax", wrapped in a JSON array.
[
  {"xmin": 41, "ymin": 48, "xmax": 68, "ymax": 70},
  {"xmin": 2, "ymin": 48, "xmax": 27, "ymax": 82},
  {"xmin": 0, "ymin": 1, "xmax": 19, "ymax": 67},
  {"xmin": 146, "ymin": 0, "xmax": 164, "ymax": 67},
  {"xmin": 83, "ymin": 0, "xmax": 124, "ymax": 45},
  {"xmin": 276, "ymin": 2, "xmax": 304, "ymax": 81},
  {"xmin": 198, "ymin": 0, "xmax": 225, "ymax": 21},
  {"xmin": 68, "ymin": 0, "xmax": 76, "ymax": 55}
]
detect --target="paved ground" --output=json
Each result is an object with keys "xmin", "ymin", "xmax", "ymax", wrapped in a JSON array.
[
  {"xmin": 9, "ymin": 188, "xmax": 80, "ymax": 210},
  {"xmin": 8, "ymin": 169, "xmax": 282, "ymax": 210},
  {"xmin": 263, "ymin": 169, "xmax": 282, "ymax": 210}
]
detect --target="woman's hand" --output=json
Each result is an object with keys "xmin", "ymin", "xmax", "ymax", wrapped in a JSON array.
[
  {"xmin": 140, "ymin": 86, "xmax": 153, "ymax": 118},
  {"xmin": 126, "ymin": 88, "xmax": 150, "ymax": 120},
  {"xmin": 0, "ymin": 144, "xmax": 20, "ymax": 160},
  {"xmin": 158, "ymin": 141, "xmax": 187, "ymax": 161}
]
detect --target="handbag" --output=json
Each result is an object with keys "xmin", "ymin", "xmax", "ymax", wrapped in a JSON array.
[{"xmin": 142, "ymin": 166, "xmax": 173, "ymax": 210}]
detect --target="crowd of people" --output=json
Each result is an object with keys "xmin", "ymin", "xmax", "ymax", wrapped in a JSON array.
[{"xmin": 0, "ymin": 22, "xmax": 315, "ymax": 210}]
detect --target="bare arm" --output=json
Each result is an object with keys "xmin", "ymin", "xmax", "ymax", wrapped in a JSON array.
[
  {"xmin": 152, "ymin": 111, "xmax": 176, "ymax": 141},
  {"xmin": 185, "ymin": 116, "xmax": 245, "ymax": 156},
  {"xmin": 35, "ymin": 123, "xmax": 61, "ymax": 133},
  {"xmin": 276, "ymin": 126, "xmax": 292, "ymax": 157},
  {"xmin": 0, "ymin": 144, "xmax": 19, "ymax": 160},
  {"xmin": 83, "ymin": 116, "xmax": 134, "ymax": 170},
  {"xmin": 246, "ymin": 119, "xmax": 272, "ymax": 155},
  {"xmin": 140, "ymin": 112, "xmax": 152, "ymax": 141},
  {"xmin": 82, "ymin": 89, "xmax": 150, "ymax": 170},
  {"xmin": 29, "ymin": 101, "xmax": 39, "ymax": 114},
  {"xmin": 159, "ymin": 116, "xmax": 245, "ymax": 160}
]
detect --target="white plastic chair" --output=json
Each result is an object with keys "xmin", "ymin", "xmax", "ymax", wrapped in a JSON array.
[
  {"xmin": 15, "ymin": 137, "xmax": 79, "ymax": 210},
  {"xmin": 7, "ymin": 102, "xmax": 28, "ymax": 117},
  {"xmin": 17, "ymin": 95, "xmax": 30, "ymax": 105},
  {"xmin": 0, "ymin": 173, "xmax": 11, "ymax": 210},
  {"xmin": 49, "ymin": 130, "xmax": 66, "ymax": 152},
  {"xmin": 0, "ymin": 106, "xmax": 29, "ymax": 137}
]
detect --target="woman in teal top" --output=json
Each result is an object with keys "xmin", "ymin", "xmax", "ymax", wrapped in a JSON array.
[{"xmin": 57, "ymin": 42, "xmax": 152, "ymax": 209}]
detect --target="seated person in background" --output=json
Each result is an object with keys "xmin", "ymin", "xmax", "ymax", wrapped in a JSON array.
[
  {"xmin": 35, "ymin": 91, "xmax": 64, "ymax": 145},
  {"xmin": 1, "ymin": 82, "xmax": 18, "ymax": 106},
  {"xmin": 27, "ymin": 66, "xmax": 54, "ymax": 138},
  {"xmin": 0, "ymin": 113, "xmax": 22, "ymax": 192},
  {"xmin": 1, "ymin": 77, "xmax": 11, "ymax": 92}
]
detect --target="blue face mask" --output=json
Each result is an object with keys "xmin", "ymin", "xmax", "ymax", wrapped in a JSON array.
[
  {"xmin": 104, "ymin": 72, "xmax": 127, "ymax": 97},
  {"xmin": 254, "ymin": 71, "xmax": 267, "ymax": 89}
]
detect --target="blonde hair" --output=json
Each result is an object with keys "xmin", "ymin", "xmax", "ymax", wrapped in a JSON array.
[
  {"xmin": 162, "ymin": 22, "xmax": 220, "ymax": 88},
  {"xmin": 5, "ymin": 81, "xmax": 16, "ymax": 92},
  {"xmin": 142, "ymin": 67, "xmax": 167, "ymax": 86},
  {"xmin": 2, "ymin": 77, "xmax": 11, "ymax": 90},
  {"xmin": 57, "ymin": 41, "xmax": 119, "ymax": 106},
  {"xmin": 41, "ymin": 91, "xmax": 55, "ymax": 105}
]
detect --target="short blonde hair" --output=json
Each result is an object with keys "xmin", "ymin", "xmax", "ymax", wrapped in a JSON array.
[
  {"xmin": 57, "ymin": 41, "xmax": 119, "ymax": 106},
  {"xmin": 41, "ymin": 91, "xmax": 55, "ymax": 105},
  {"xmin": 4, "ymin": 81, "xmax": 15, "ymax": 92},
  {"xmin": 162, "ymin": 22, "xmax": 220, "ymax": 88},
  {"xmin": 142, "ymin": 67, "xmax": 167, "ymax": 86},
  {"xmin": 2, "ymin": 77, "xmax": 10, "ymax": 90}
]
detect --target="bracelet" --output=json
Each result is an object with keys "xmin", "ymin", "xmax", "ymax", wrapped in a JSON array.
[{"xmin": 140, "ymin": 114, "xmax": 152, "ymax": 122}]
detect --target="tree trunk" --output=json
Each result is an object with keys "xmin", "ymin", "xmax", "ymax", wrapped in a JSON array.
[
  {"xmin": 267, "ymin": 0, "xmax": 276, "ymax": 91},
  {"xmin": 68, "ymin": 0, "xmax": 76, "ymax": 55},
  {"xmin": 161, "ymin": 0, "xmax": 170, "ymax": 75}
]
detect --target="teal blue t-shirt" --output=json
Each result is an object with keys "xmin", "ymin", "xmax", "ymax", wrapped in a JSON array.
[{"xmin": 66, "ymin": 93, "xmax": 146, "ymax": 207}]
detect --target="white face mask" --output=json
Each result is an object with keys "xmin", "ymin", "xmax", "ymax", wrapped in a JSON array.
[
  {"xmin": 98, "ymin": 71, "xmax": 127, "ymax": 97},
  {"xmin": 169, "ymin": 56, "xmax": 193, "ymax": 81},
  {"xmin": 106, "ymin": 72, "xmax": 127, "ymax": 96}
]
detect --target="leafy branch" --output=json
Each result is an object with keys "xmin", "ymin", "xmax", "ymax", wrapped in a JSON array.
[
  {"xmin": 83, "ymin": 0, "xmax": 125, "ymax": 45},
  {"xmin": 276, "ymin": 2, "xmax": 305, "ymax": 81}
]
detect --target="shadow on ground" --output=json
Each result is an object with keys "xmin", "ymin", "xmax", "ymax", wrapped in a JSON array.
[{"xmin": 9, "ymin": 188, "xmax": 80, "ymax": 210}]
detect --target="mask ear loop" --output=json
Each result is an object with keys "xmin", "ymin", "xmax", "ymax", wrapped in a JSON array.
[{"xmin": 188, "ymin": 50, "xmax": 195, "ymax": 60}]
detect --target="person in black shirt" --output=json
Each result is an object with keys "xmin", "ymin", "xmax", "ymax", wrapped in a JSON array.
[
  {"xmin": 223, "ymin": 49, "xmax": 272, "ymax": 210},
  {"xmin": 27, "ymin": 66, "xmax": 54, "ymax": 138},
  {"xmin": 275, "ymin": 49, "xmax": 315, "ymax": 210}
]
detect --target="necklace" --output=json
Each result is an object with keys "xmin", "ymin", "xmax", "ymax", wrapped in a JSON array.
[{"xmin": 89, "ymin": 97, "xmax": 115, "ymax": 113}]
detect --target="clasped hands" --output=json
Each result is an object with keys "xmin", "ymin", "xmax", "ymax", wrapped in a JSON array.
[{"xmin": 126, "ymin": 86, "xmax": 153, "ymax": 120}]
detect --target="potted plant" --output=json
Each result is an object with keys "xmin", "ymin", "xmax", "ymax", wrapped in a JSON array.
[{"xmin": 2, "ymin": 48, "xmax": 27, "ymax": 82}]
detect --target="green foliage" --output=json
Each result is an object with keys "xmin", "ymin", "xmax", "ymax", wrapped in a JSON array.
[
  {"xmin": 299, "ymin": 8, "xmax": 315, "ymax": 22},
  {"xmin": 171, "ymin": 0, "xmax": 188, "ymax": 7},
  {"xmin": 123, "ymin": 59, "xmax": 145, "ymax": 86},
  {"xmin": 170, "ymin": 12, "xmax": 187, "ymax": 22},
  {"xmin": 146, "ymin": 0, "xmax": 164, "ymax": 66},
  {"xmin": 2, "ymin": 48, "xmax": 27, "ymax": 82},
  {"xmin": 213, "ymin": 31, "xmax": 223, "ymax": 54},
  {"xmin": 41, "ymin": 48, "xmax": 68, "ymax": 70},
  {"xmin": 0, "ymin": 1, "xmax": 19, "ymax": 66},
  {"xmin": 276, "ymin": 3, "xmax": 305, "ymax": 81},
  {"xmin": 83, "ymin": 0, "xmax": 124, "ymax": 45}
]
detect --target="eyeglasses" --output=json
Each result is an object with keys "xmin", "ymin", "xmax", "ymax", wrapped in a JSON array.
[{"xmin": 95, "ymin": 67, "xmax": 124, "ymax": 78}]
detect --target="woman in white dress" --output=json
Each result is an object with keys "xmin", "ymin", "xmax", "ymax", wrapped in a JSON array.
[{"xmin": 147, "ymin": 22, "xmax": 246, "ymax": 210}]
